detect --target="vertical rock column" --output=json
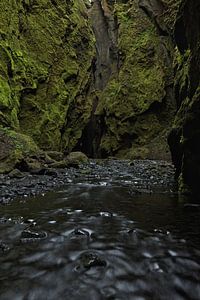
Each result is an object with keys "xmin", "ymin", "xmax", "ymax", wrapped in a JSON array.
[
  {"xmin": 75, "ymin": 0, "xmax": 119, "ymax": 157},
  {"xmin": 89, "ymin": 0, "xmax": 118, "ymax": 90}
]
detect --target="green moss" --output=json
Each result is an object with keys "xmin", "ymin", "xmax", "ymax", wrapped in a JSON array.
[
  {"xmin": 159, "ymin": 0, "xmax": 182, "ymax": 31},
  {"xmin": 0, "ymin": 77, "xmax": 12, "ymax": 109},
  {"xmin": 0, "ymin": 0, "xmax": 177, "ymax": 161},
  {"xmin": 0, "ymin": 0, "xmax": 95, "ymax": 152},
  {"xmin": 96, "ymin": 1, "xmax": 175, "ymax": 157},
  {"xmin": 1, "ymin": 128, "xmax": 38, "ymax": 153},
  {"xmin": 0, "ymin": 127, "xmax": 39, "ymax": 173},
  {"xmin": 174, "ymin": 49, "xmax": 190, "ymax": 114}
]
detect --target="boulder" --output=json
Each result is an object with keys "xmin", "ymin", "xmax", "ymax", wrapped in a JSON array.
[
  {"xmin": 0, "ymin": 128, "xmax": 40, "ymax": 174},
  {"xmin": 45, "ymin": 151, "xmax": 64, "ymax": 161},
  {"xmin": 66, "ymin": 152, "xmax": 88, "ymax": 166}
]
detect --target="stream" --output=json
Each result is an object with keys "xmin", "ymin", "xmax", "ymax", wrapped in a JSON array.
[{"xmin": 0, "ymin": 160, "xmax": 200, "ymax": 300}]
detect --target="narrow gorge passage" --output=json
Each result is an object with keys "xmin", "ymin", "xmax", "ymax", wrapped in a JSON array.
[
  {"xmin": 1, "ymin": 0, "xmax": 200, "ymax": 297},
  {"xmin": 75, "ymin": 0, "xmax": 119, "ymax": 158}
]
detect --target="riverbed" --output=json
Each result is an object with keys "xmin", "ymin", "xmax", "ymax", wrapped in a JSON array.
[{"xmin": 0, "ymin": 160, "xmax": 200, "ymax": 299}]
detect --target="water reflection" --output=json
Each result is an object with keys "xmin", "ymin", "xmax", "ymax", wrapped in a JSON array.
[{"xmin": 0, "ymin": 183, "xmax": 200, "ymax": 299}]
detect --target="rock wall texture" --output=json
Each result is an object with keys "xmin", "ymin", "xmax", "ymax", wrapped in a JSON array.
[
  {"xmin": 0, "ymin": 0, "xmax": 95, "ymax": 152},
  {"xmin": 83, "ymin": 0, "xmax": 176, "ymax": 159},
  {"xmin": 0, "ymin": 0, "xmax": 177, "ymax": 171},
  {"xmin": 168, "ymin": 0, "xmax": 200, "ymax": 194},
  {"xmin": 2, "ymin": 0, "xmax": 199, "ymax": 186}
]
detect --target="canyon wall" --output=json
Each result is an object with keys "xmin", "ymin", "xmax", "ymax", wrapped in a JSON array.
[
  {"xmin": 0, "ymin": 0, "xmax": 177, "ymax": 170},
  {"xmin": 1, "ymin": 0, "xmax": 200, "ymax": 195},
  {"xmin": 78, "ymin": 0, "xmax": 176, "ymax": 159},
  {"xmin": 0, "ymin": 0, "xmax": 95, "ymax": 171},
  {"xmin": 0, "ymin": 0, "xmax": 95, "ymax": 151},
  {"xmin": 168, "ymin": 0, "xmax": 200, "ymax": 194}
]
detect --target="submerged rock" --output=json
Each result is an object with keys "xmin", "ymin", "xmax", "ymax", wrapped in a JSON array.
[
  {"xmin": 69, "ymin": 228, "xmax": 90, "ymax": 240},
  {"xmin": 78, "ymin": 251, "xmax": 106, "ymax": 269},
  {"xmin": 0, "ymin": 240, "xmax": 10, "ymax": 252},
  {"xmin": 20, "ymin": 230, "xmax": 47, "ymax": 243}
]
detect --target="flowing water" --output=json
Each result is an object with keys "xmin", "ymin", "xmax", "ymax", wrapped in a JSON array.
[{"xmin": 0, "ymin": 160, "xmax": 200, "ymax": 300}]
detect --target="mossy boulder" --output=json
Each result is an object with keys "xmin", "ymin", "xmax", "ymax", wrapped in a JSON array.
[
  {"xmin": 0, "ymin": 128, "xmax": 40, "ymax": 173},
  {"xmin": 45, "ymin": 151, "xmax": 64, "ymax": 162},
  {"xmin": 49, "ymin": 160, "xmax": 69, "ymax": 169},
  {"xmin": 66, "ymin": 151, "xmax": 88, "ymax": 166},
  {"xmin": 8, "ymin": 168, "xmax": 25, "ymax": 179}
]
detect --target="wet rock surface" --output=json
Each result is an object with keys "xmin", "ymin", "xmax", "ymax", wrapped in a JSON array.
[
  {"xmin": 168, "ymin": 0, "xmax": 200, "ymax": 194},
  {"xmin": 77, "ymin": 251, "xmax": 107, "ymax": 270},
  {"xmin": 0, "ymin": 159, "xmax": 175, "ymax": 204}
]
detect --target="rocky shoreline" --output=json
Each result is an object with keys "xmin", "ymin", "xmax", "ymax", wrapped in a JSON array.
[{"xmin": 0, "ymin": 158, "xmax": 175, "ymax": 205}]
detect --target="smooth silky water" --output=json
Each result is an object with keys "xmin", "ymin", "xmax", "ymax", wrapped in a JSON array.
[{"xmin": 0, "ymin": 162, "xmax": 200, "ymax": 300}]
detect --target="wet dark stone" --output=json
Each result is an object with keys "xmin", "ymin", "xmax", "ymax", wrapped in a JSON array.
[
  {"xmin": 44, "ymin": 169, "xmax": 58, "ymax": 177},
  {"xmin": 0, "ymin": 197, "xmax": 12, "ymax": 205},
  {"xmin": 17, "ymin": 191, "xmax": 26, "ymax": 196},
  {"xmin": 101, "ymin": 286, "xmax": 116, "ymax": 300},
  {"xmin": 79, "ymin": 252, "xmax": 107, "ymax": 269},
  {"xmin": 21, "ymin": 230, "xmax": 47, "ymax": 239},
  {"xmin": 0, "ymin": 241, "xmax": 10, "ymax": 252},
  {"xmin": 71, "ymin": 228, "xmax": 90, "ymax": 237},
  {"xmin": 30, "ymin": 168, "xmax": 47, "ymax": 175},
  {"xmin": 0, "ymin": 217, "xmax": 7, "ymax": 223},
  {"xmin": 67, "ymin": 162, "xmax": 80, "ymax": 169}
]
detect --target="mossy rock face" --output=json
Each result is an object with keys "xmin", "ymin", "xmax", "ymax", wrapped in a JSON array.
[
  {"xmin": 0, "ymin": 128, "xmax": 40, "ymax": 173},
  {"xmin": 138, "ymin": 0, "xmax": 182, "ymax": 33},
  {"xmin": 168, "ymin": 0, "xmax": 200, "ymax": 194},
  {"xmin": 0, "ymin": 0, "xmax": 95, "ymax": 152},
  {"xmin": 93, "ymin": 0, "xmax": 175, "ymax": 159},
  {"xmin": 0, "ymin": 0, "xmax": 184, "ymax": 170}
]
